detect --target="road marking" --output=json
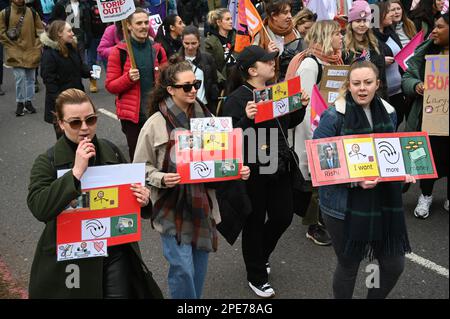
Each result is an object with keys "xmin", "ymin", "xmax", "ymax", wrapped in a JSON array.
[
  {"xmin": 98, "ymin": 108, "xmax": 118, "ymax": 121},
  {"xmin": 406, "ymin": 253, "xmax": 449, "ymax": 278}
]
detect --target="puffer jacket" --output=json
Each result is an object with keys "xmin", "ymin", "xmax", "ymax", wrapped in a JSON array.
[{"xmin": 105, "ymin": 41, "xmax": 164, "ymax": 124}]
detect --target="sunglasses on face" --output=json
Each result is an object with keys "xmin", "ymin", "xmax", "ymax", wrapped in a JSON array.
[
  {"xmin": 171, "ymin": 80, "xmax": 202, "ymax": 92},
  {"xmin": 62, "ymin": 114, "xmax": 98, "ymax": 129}
]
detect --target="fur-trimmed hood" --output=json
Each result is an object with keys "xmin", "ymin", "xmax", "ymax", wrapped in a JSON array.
[{"xmin": 39, "ymin": 32, "xmax": 77, "ymax": 50}]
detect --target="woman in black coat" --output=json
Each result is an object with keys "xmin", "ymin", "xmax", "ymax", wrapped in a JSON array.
[
  {"xmin": 178, "ymin": 25, "xmax": 220, "ymax": 114},
  {"xmin": 40, "ymin": 20, "xmax": 91, "ymax": 139}
]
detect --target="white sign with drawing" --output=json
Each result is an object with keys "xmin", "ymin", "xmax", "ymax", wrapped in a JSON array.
[
  {"xmin": 190, "ymin": 161, "xmax": 215, "ymax": 180},
  {"xmin": 81, "ymin": 218, "xmax": 111, "ymax": 240},
  {"xmin": 57, "ymin": 240, "xmax": 107, "ymax": 262},
  {"xmin": 190, "ymin": 117, "xmax": 233, "ymax": 132},
  {"xmin": 374, "ymin": 138, "xmax": 406, "ymax": 177}
]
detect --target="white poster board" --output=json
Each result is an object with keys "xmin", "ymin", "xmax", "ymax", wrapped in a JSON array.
[{"xmin": 96, "ymin": 0, "xmax": 136, "ymax": 23}]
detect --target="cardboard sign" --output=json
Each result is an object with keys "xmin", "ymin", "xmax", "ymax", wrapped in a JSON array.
[
  {"xmin": 306, "ymin": 132, "xmax": 437, "ymax": 187},
  {"xmin": 254, "ymin": 77, "xmax": 302, "ymax": 123},
  {"xmin": 175, "ymin": 125, "xmax": 243, "ymax": 184},
  {"xmin": 96, "ymin": 0, "xmax": 136, "ymax": 23},
  {"xmin": 319, "ymin": 65, "xmax": 350, "ymax": 105},
  {"xmin": 422, "ymin": 55, "xmax": 449, "ymax": 136},
  {"xmin": 56, "ymin": 163, "xmax": 145, "ymax": 261}
]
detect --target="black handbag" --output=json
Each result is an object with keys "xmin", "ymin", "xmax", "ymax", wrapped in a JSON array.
[{"xmin": 276, "ymin": 118, "xmax": 311, "ymax": 217}]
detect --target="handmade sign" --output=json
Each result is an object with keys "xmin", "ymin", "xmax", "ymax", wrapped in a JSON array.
[
  {"xmin": 306, "ymin": 132, "xmax": 437, "ymax": 186},
  {"xmin": 95, "ymin": 0, "xmax": 136, "ymax": 23},
  {"xmin": 422, "ymin": 55, "xmax": 449, "ymax": 136},
  {"xmin": 175, "ymin": 117, "xmax": 243, "ymax": 184},
  {"xmin": 56, "ymin": 163, "xmax": 145, "ymax": 261},
  {"xmin": 254, "ymin": 76, "xmax": 302, "ymax": 123},
  {"xmin": 319, "ymin": 65, "xmax": 350, "ymax": 105}
]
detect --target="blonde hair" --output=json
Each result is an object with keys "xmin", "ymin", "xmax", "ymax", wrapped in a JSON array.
[
  {"xmin": 304, "ymin": 20, "xmax": 341, "ymax": 55},
  {"xmin": 207, "ymin": 8, "xmax": 230, "ymax": 28},
  {"xmin": 292, "ymin": 8, "xmax": 316, "ymax": 29},
  {"xmin": 344, "ymin": 22, "xmax": 380, "ymax": 55}
]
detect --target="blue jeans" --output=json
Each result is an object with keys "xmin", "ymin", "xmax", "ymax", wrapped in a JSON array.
[
  {"xmin": 87, "ymin": 37, "xmax": 101, "ymax": 67},
  {"xmin": 160, "ymin": 234, "xmax": 209, "ymax": 299},
  {"xmin": 12, "ymin": 68, "xmax": 35, "ymax": 103}
]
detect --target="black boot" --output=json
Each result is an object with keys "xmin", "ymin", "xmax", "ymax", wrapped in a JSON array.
[
  {"xmin": 16, "ymin": 102, "xmax": 25, "ymax": 116},
  {"xmin": 24, "ymin": 101, "xmax": 36, "ymax": 113}
]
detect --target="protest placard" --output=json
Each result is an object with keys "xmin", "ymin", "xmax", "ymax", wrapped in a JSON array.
[
  {"xmin": 95, "ymin": 0, "xmax": 135, "ymax": 23},
  {"xmin": 319, "ymin": 65, "xmax": 350, "ymax": 105},
  {"xmin": 175, "ymin": 118, "xmax": 243, "ymax": 184},
  {"xmin": 149, "ymin": 14, "xmax": 162, "ymax": 35},
  {"xmin": 254, "ymin": 77, "xmax": 302, "ymax": 123},
  {"xmin": 56, "ymin": 163, "xmax": 144, "ymax": 261},
  {"xmin": 306, "ymin": 132, "xmax": 437, "ymax": 187},
  {"xmin": 422, "ymin": 55, "xmax": 449, "ymax": 136}
]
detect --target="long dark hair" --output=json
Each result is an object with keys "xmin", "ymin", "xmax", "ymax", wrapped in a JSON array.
[
  {"xmin": 410, "ymin": 0, "xmax": 440, "ymax": 29},
  {"xmin": 147, "ymin": 56, "xmax": 193, "ymax": 116},
  {"xmin": 155, "ymin": 14, "xmax": 179, "ymax": 42}
]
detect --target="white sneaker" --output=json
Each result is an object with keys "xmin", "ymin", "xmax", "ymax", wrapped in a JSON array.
[
  {"xmin": 444, "ymin": 199, "xmax": 449, "ymax": 212},
  {"xmin": 414, "ymin": 194, "xmax": 433, "ymax": 219},
  {"xmin": 248, "ymin": 281, "xmax": 275, "ymax": 298}
]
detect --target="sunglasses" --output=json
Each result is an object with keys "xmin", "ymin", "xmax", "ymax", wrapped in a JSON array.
[
  {"xmin": 171, "ymin": 80, "xmax": 202, "ymax": 92},
  {"xmin": 62, "ymin": 115, "xmax": 98, "ymax": 129}
]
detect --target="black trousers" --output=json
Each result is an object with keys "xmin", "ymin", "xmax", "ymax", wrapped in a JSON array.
[
  {"xmin": 120, "ymin": 120, "xmax": 145, "ymax": 161},
  {"xmin": 242, "ymin": 172, "xmax": 293, "ymax": 285},
  {"xmin": 323, "ymin": 214, "xmax": 405, "ymax": 299},
  {"xmin": 103, "ymin": 245, "xmax": 136, "ymax": 299}
]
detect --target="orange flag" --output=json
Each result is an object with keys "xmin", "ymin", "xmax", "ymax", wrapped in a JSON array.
[{"xmin": 235, "ymin": 0, "xmax": 264, "ymax": 53}]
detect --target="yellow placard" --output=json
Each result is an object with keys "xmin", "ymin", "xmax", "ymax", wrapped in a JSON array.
[
  {"xmin": 89, "ymin": 187, "xmax": 119, "ymax": 210},
  {"xmin": 343, "ymin": 138, "xmax": 379, "ymax": 178},
  {"xmin": 272, "ymin": 82, "xmax": 289, "ymax": 100},
  {"xmin": 203, "ymin": 133, "xmax": 228, "ymax": 151}
]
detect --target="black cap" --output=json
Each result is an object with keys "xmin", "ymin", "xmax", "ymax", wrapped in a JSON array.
[{"xmin": 236, "ymin": 45, "xmax": 278, "ymax": 71}]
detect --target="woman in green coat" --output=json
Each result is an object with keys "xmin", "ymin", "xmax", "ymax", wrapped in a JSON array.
[
  {"xmin": 27, "ymin": 88, "xmax": 163, "ymax": 299},
  {"xmin": 401, "ymin": 13, "xmax": 449, "ymax": 219},
  {"xmin": 205, "ymin": 8, "xmax": 236, "ymax": 84}
]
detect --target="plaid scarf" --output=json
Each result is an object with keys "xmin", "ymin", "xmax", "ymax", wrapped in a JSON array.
[
  {"xmin": 152, "ymin": 97, "xmax": 218, "ymax": 252},
  {"xmin": 342, "ymin": 93, "xmax": 411, "ymax": 260}
]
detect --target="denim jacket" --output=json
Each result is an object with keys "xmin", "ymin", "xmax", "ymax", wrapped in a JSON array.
[{"xmin": 313, "ymin": 96, "xmax": 397, "ymax": 220}]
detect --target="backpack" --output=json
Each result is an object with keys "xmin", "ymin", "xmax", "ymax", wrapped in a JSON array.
[
  {"xmin": 307, "ymin": 55, "xmax": 323, "ymax": 85},
  {"xmin": 279, "ymin": 38, "xmax": 305, "ymax": 81}
]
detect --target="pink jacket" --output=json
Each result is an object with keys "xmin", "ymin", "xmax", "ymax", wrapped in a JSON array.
[
  {"xmin": 97, "ymin": 25, "xmax": 157, "ymax": 61},
  {"xmin": 97, "ymin": 25, "xmax": 120, "ymax": 61}
]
